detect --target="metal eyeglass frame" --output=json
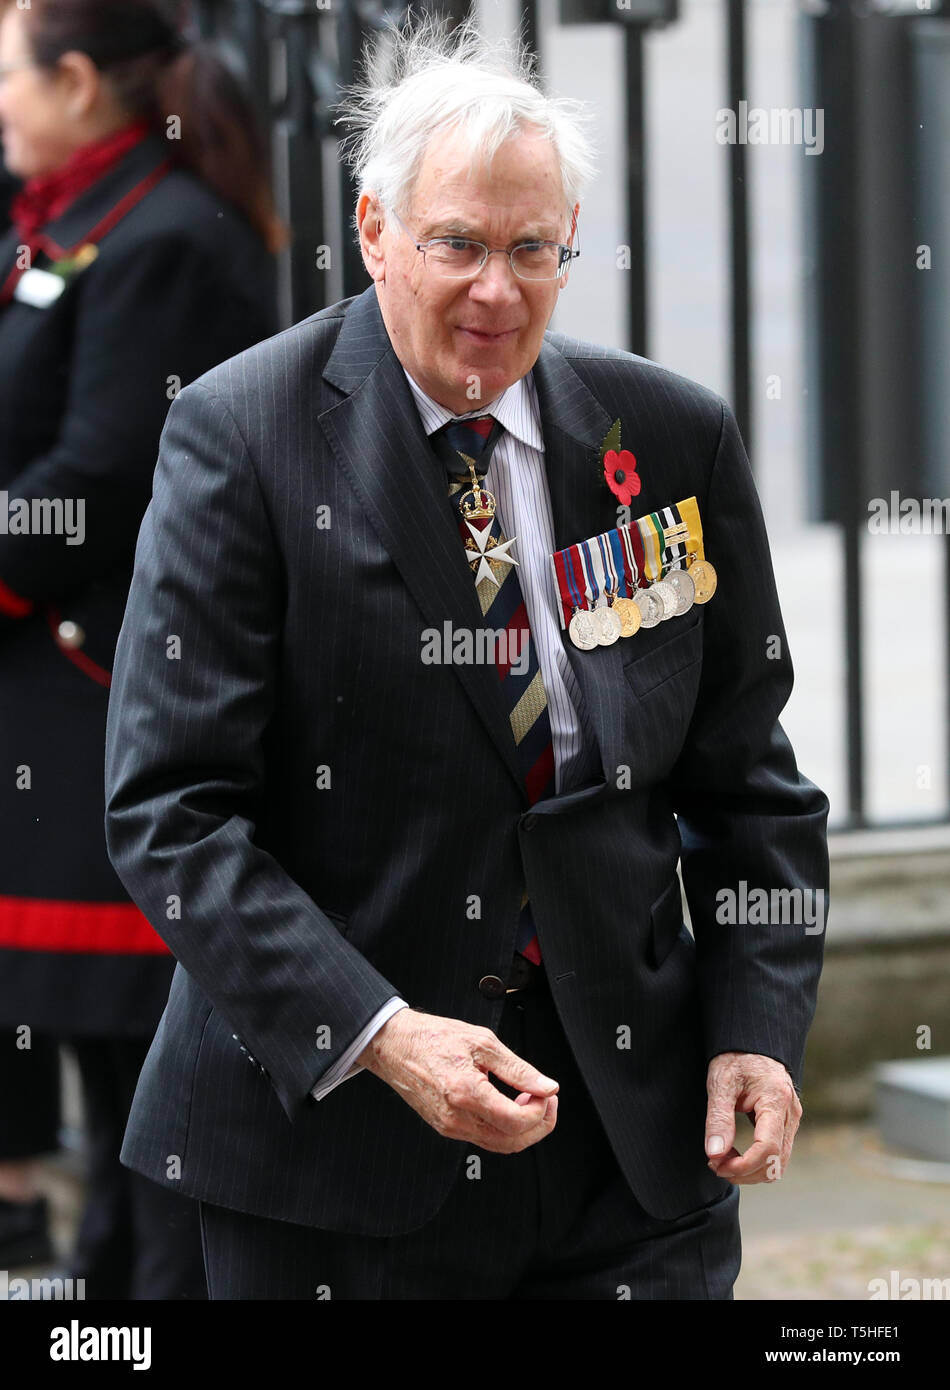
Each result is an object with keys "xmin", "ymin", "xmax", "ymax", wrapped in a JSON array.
[{"xmin": 385, "ymin": 206, "xmax": 581, "ymax": 281}]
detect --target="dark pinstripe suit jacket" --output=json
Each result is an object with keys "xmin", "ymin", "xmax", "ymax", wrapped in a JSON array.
[{"xmin": 104, "ymin": 282, "xmax": 829, "ymax": 1236}]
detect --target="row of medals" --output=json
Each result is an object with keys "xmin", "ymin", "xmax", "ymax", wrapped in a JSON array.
[{"xmin": 568, "ymin": 554, "xmax": 718, "ymax": 650}]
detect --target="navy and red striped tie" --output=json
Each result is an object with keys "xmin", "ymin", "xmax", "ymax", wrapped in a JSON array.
[{"xmin": 431, "ymin": 415, "xmax": 554, "ymax": 963}]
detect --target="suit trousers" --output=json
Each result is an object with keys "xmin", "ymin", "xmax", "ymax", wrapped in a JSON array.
[{"xmin": 198, "ymin": 969, "xmax": 741, "ymax": 1300}]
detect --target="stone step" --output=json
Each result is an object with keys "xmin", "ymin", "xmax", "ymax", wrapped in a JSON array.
[{"xmin": 875, "ymin": 1057, "xmax": 950, "ymax": 1161}]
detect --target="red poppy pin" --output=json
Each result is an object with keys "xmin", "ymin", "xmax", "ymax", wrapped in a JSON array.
[{"xmin": 600, "ymin": 418, "xmax": 640, "ymax": 506}]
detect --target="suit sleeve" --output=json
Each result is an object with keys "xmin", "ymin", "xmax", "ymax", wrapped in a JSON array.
[
  {"xmin": 104, "ymin": 380, "xmax": 402, "ymax": 1124},
  {"xmin": 670, "ymin": 398, "xmax": 830, "ymax": 1092},
  {"xmin": 0, "ymin": 230, "xmax": 275, "ymax": 623}
]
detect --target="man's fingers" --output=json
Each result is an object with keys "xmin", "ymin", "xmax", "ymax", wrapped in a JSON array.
[
  {"xmin": 704, "ymin": 1057, "xmax": 803, "ymax": 1184},
  {"xmin": 481, "ymin": 1092, "xmax": 558, "ymax": 1152},
  {"xmin": 713, "ymin": 1139, "xmax": 775, "ymax": 1180},
  {"xmin": 466, "ymin": 1069, "xmax": 556, "ymax": 1137},
  {"xmin": 380, "ymin": 1015, "xmax": 561, "ymax": 1150},
  {"xmin": 471, "ymin": 1033, "xmax": 559, "ymax": 1099},
  {"xmin": 444, "ymin": 1090, "xmax": 559, "ymax": 1153},
  {"xmin": 706, "ymin": 1145, "xmax": 741, "ymax": 1175},
  {"xmin": 712, "ymin": 1103, "xmax": 787, "ymax": 1179},
  {"xmin": 777, "ymin": 1098, "xmax": 802, "ymax": 1176}
]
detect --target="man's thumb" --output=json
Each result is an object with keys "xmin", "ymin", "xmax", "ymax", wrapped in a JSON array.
[{"xmin": 704, "ymin": 1099, "xmax": 737, "ymax": 1158}]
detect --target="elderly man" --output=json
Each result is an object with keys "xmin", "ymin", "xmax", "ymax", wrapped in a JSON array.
[{"xmin": 104, "ymin": 20, "xmax": 829, "ymax": 1300}]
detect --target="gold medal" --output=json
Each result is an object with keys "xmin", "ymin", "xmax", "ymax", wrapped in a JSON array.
[
  {"xmin": 612, "ymin": 596, "xmax": 641, "ymax": 637},
  {"xmin": 688, "ymin": 557, "xmax": 717, "ymax": 603}
]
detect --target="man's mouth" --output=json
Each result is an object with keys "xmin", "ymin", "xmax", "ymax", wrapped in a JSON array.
[{"xmin": 457, "ymin": 326, "xmax": 517, "ymax": 343}]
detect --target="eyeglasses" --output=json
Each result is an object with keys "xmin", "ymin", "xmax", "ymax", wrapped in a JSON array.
[
  {"xmin": 0, "ymin": 60, "xmax": 36, "ymax": 82},
  {"xmin": 387, "ymin": 208, "xmax": 580, "ymax": 282}
]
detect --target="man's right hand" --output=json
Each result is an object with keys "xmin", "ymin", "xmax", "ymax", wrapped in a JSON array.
[{"xmin": 357, "ymin": 1008, "xmax": 559, "ymax": 1154}]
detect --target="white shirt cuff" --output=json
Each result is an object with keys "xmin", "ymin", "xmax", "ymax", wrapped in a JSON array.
[{"xmin": 310, "ymin": 997, "xmax": 409, "ymax": 1101}]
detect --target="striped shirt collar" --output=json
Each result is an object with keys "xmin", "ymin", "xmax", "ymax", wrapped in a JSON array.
[{"xmin": 401, "ymin": 367, "xmax": 545, "ymax": 454}]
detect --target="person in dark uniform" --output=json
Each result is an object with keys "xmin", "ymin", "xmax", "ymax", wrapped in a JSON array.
[
  {"xmin": 0, "ymin": 161, "xmax": 17, "ymax": 225},
  {"xmin": 0, "ymin": 0, "xmax": 281, "ymax": 1297}
]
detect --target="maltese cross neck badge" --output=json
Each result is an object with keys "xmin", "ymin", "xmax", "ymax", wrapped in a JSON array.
[{"xmin": 431, "ymin": 416, "xmax": 520, "ymax": 603}]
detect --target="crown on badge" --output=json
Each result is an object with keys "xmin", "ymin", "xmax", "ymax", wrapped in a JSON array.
[{"xmin": 457, "ymin": 462, "xmax": 496, "ymax": 522}]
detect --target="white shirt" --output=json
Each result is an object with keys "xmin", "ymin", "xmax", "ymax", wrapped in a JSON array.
[{"xmin": 311, "ymin": 366, "xmax": 595, "ymax": 1101}]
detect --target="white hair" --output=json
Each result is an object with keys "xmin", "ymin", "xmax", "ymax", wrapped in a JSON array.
[{"xmin": 334, "ymin": 9, "xmax": 600, "ymax": 244}]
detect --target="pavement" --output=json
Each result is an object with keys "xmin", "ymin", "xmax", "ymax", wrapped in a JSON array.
[{"xmin": 735, "ymin": 1122, "xmax": 950, "ymax": 1300}]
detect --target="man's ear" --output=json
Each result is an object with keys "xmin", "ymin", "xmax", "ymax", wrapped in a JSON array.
[{"xmin": 357, "ymin": 192, "xmax": 386, "ymax": 283}]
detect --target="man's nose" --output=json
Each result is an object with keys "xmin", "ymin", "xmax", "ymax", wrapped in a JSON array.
[{"xmin": 469, "ymin": 250, "xmax": 522, "ymax": 300}]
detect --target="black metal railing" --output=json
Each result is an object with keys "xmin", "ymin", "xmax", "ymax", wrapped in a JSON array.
[{"xmin": 183, "ymin": 0, "xmax": 950, "ymax": 832}]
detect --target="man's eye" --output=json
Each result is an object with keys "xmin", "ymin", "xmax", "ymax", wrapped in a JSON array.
[{"xmin": 428, "ymin": 237, "xmax": 476, "ymax": 251}]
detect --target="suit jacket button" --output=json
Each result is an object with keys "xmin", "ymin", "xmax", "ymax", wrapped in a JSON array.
[{"xmin": 478, "ymin": 974, "xmax": 506, "ymax": 999}]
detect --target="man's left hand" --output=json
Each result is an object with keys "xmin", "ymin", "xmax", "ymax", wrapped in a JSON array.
[{"xmin": 703, "ymin": 1051, "xmax": 802, "ymax": 1185}]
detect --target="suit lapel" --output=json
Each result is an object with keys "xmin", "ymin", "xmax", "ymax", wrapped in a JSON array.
[
  {"xmin": 319, "ymin": 286, "xmax": 527, "ymax": 795},
  {"xmin": 532, "ymin": 337, "xmax": 629, "ymax": 786},
  {"xmin": 532, "ymin": 340, "xmax": 617, "ymax": 554},
  {"xmin": 319, "ymin": 285, "xmax": 628, "ymax": 796}
]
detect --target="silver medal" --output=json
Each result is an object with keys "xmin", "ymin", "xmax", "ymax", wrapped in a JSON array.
[
  {"xmin": 592, "ymin": 605, "xmax": 622, "ymax": 646},
  {"xmin": 635, "ymin": 587, "xmax": 664, "ymax": 629},
  {"xmin": 652, "ymin": 579, "xmax": 678, "ymax": 620},
  {"xmin": 569, "ymin": 609, "xmax": 599, "ymax": 650},
  {"xmin": 666, "ymin": 567, "xmax": 695, "ymax": 616}
]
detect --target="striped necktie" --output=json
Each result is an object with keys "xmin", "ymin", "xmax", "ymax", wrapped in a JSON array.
[{"xmin": 430, "ymin": 414, "xmax": 554, "ymax": 964}]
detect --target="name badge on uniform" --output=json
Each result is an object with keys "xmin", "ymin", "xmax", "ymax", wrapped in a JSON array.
[
  {"xmin": 13, "ymin": 267, "xmax": 67, "ymax": 309},
  {"xmin": 12, "ymin": 244, "xmax": 98, "ymax": 309},
  {"xmin": 550, "ymin": 495, "xmax": 718, "ymax": 650}
]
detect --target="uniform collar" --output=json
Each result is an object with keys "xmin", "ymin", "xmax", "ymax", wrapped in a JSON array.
[
  {"xmin": 9, "ymin": 131, "xmax": 175, "ymax": 263},
  {"xmin": 10, "ymin": 118, "xmax": 153, "ymax": 243}
]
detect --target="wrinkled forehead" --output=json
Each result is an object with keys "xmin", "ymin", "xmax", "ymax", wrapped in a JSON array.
[{"xmin": 405, "ymin": 127, "xmax": 570, "ymax": 241}]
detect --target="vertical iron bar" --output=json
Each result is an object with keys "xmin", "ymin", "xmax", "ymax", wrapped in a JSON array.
[
  {"xmin": 624, "ymin": 25, "xmax": 647, "ymax": 355},
  {"xmin": 727, "ymin": 0, "xmax": 751, "ymax": 455}
]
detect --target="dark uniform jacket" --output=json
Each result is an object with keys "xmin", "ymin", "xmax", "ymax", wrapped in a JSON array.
[
  {"xmin": 0, "ymin": 132, "xmax": 278, "ymax": 1036},
  {"xmin": 104, "ymin": 282, "xmax": 829, "ymax": 1233}
]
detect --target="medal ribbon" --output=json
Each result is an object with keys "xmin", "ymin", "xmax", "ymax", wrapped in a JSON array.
[
  {"xmin": 577, "ymin": 539, "xmax": 601, "ymax": 608},
  {"xmin": 637, "ymin": 512, "xmax": 664, "ymax": 583},
  {"xmin": 661, "ymin": 505, "xmax": 685, "ymax": 571},
  {"xmin": 588, "ymin": 535, "xmax": 612, "ymax": 605},
  {"xmin": 550, "ymin": 495, "xmax": 705, "ymax": 626},
  {"xmin": 676, "ymin": 495, "xmax": 706, "ymax": 563},
  {"xmin": 605, "ymin": 529, "xmax": 627, "ymax": 597}
]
